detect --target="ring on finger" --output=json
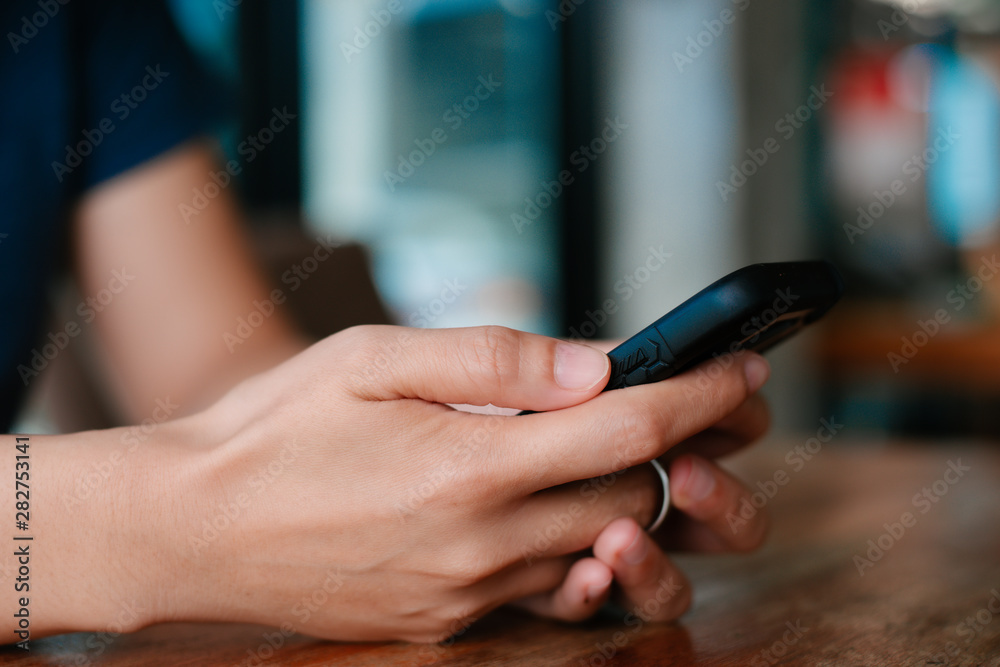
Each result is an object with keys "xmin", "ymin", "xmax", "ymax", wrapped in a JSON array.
[{"xmin": 647, "ymin": 459, "xmax": 670, "ymax": 532}]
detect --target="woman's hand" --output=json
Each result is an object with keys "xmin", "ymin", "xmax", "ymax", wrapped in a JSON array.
[{"xmin": 97, "ymin": 325, "xmax": 770, "ymax": 642}]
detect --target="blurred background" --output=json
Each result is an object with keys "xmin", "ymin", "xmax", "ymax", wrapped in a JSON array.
[{"xmin": 155, "ymin": 0, "xmax": 1000, "ymax": 440}]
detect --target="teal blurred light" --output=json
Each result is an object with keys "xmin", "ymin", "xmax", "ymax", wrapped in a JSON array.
[{"xmin": 925, "ymin": 43, "xmax": 1000, "ymax": 246}]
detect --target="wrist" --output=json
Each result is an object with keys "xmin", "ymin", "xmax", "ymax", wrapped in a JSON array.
[
  {"xmin": 119, "ymin": 408, "xmax": 237, "ymax": 629},
  {"xmin": 28, "ymin": 414, "xmax": 210, "ymax": 636},
  {"xmin": 131, "ymin": 364, "xmax": 299, "ymax": 629},
  {"xmin": 138, "ymin": 398, "xmax": 280, "ymax": 628}
]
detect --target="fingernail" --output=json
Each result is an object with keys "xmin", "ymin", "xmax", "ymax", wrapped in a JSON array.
[
  {"xmin": 585, "ymin": 575, "xmax": 613, "ymax": 603},
  {"xmin": 744, "ymin": 355, "xmax": 770, "ymax": 393},
  {"xmin": 554, "ymin": 342, "xmax": 609, "ymax": 391},
  {"xmin": 681, "ymin": 457, "xmax": 716, "ymax": 502},
  {"xmin": 621, "ymin": 529, "xmax": 648, "ymax": 565}
]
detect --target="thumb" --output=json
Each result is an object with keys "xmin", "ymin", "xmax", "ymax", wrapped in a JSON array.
[{"xmin": 340, "ymin": 325, "xmax": 610, "ymax": 412}]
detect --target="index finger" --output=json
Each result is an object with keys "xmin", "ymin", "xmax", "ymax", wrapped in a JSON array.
[
  {"xmin": 497, "ymin": 353, "xmax": 770, "ymax": 493},
  {"xmin": 664, "ymin": 392, "xmax": 771, "ymax": 462}
]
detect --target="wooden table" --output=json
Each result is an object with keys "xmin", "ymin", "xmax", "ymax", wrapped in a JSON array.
[
  {"xmin": 818, "ymin": 300, "xmax": 1000, "ymax": 391},
  {"xmin": 3, "ymin": 437, "xmax": 999, "ymax": 666}
]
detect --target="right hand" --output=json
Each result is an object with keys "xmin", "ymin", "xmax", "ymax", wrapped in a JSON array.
[{"xmin": 127, "ymin": 325, "xmax": 768, "ymax": 642}]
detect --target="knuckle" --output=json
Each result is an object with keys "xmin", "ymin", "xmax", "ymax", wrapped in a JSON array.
[
  {"xmin": 732, "ymin": 504, "xmax": 770, "ymax": 552},
  {"xmin": 461, "ymin": 326, "xmax": 522, "ymax": 392},
  {"xmin": 687, "ymin": 360, "xmax": 750, "ymax": 414},
  {"xmin": 334, "ymin": 324, "xmax": 382, "ymax": 354},
  {"xmin": 610, "ymin": 404, "xmax": 669, "ymax": 469},
  {"xmin": 446, "ymin": 415, "xmax": 510, "ymax": 497},
  {"xmin": 338, "ymin": 324, "xmax": 386, "ymax": 368},
  {"xmin": 339, "ymin": 325, "xmax": 413, "ymax": 391}
]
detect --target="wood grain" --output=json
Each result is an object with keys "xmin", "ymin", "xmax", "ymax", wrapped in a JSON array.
[{"xmin": 2, "ymin": 438, "xmax": 998, "ymax": 666}]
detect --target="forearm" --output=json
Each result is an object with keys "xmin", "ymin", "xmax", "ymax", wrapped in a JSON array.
[
  {"xmin": 0, "ymin": 417, "xmax": 206, "ymax": 643},
  {"xmin": 0, "ymin": 325, "xmax": 773, "ymax": 646},
  {"xmin": 74, "ymin": 141, "xmax": 311, "ymax": 423}
]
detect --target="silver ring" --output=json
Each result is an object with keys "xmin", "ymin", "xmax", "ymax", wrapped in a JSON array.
[{"xmin": 647, "ymin": 459, "xmax": 670, "ymax": 532}]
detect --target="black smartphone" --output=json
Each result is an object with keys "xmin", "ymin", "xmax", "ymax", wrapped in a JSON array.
[{"xmin": 603, "ymin": 261, "xmax": 843, "ymax": 391}]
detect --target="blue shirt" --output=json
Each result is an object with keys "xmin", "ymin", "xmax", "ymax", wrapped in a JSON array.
[{"xmin": 1, "ymin": 0, "xmax": 224, "ymax": 429}]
